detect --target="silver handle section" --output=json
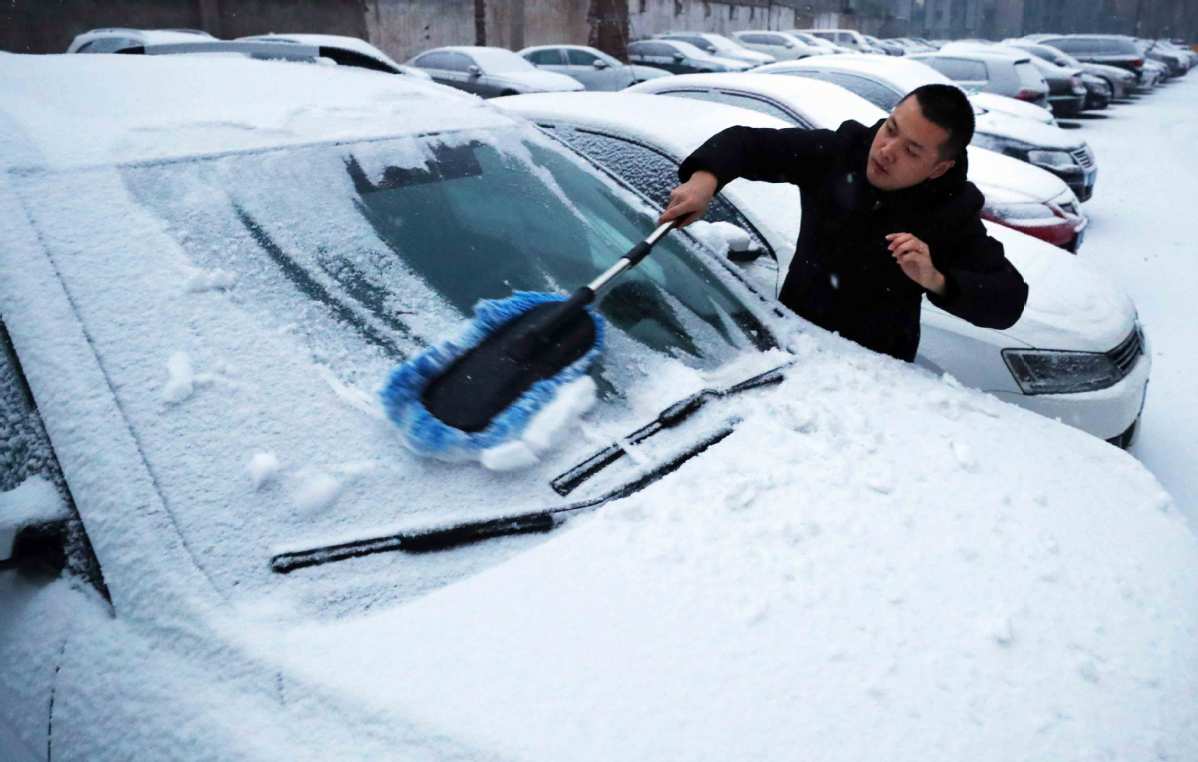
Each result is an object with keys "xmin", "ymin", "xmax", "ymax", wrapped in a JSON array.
[{"xmin": 586, "ymin": 222, "xmax": 675, "ymax": 294}]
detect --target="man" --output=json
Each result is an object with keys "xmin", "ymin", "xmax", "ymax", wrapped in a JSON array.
[{"xmin": 660, "ymin": 84, "xmax": 1028, "ymax": 362}]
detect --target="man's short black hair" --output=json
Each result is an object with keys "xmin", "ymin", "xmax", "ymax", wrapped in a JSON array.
[{"xmin": 899, "ymin": 84, "xmax": 975, "ymax": 161}]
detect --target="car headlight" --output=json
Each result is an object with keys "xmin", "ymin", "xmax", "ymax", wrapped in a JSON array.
[
  {"xmin": 1026, "ymin": 149, "xmax": 1079, "ymax": 169},
  {"xmin": 1002, "ymin": 349, "xmax": 1122, "ymax": 394}
]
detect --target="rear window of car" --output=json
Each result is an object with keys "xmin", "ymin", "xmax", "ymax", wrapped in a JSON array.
[
  {"xmin": 923, "ymin": 57, "xmax": 988, "ymax": 82},
  {"xmin": 783, "ymin": 70, "xmax": 903, "ymax": 110},
  {"xmin": 662, "ymin": 88, "xmax": 803, "ymax": 125},
  {"xmin": 526, "ymin": 48, "xmax": 564, "ymax": 65}
]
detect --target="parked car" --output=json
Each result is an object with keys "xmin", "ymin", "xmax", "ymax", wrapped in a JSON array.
[
  {"xmin": 519, "ymin": 44, "xmax": 649, "ymax": 90},
  {"xmin": 939, "ymin": 42, "xmax": 1087, "ymax": 116},
  {"xmin": 65, "ymin": 26, "xmax": 214, "ymax": 53},
  {"xmin": 622, "ymin": 72, "xmax": 1087, "ymax": 250},
  {"xmin": 655, "ymin": 32, "xmax": 775, "ymax": 66},
  {"xmin": 495, "ymin": 89, "xmax": 1141, "ymax": 444},
  {"xmin": 731, "ymin": 30, "xmax": 825, "ymax": 60},
  {"xmin": 799, "ymin": 28, "xmax": 884, "ymax": 54},
  {"xmin": 628, "ymin": 38, "xmax": 752, "ymax": 74},
  {"xmin": 864, "ymin": 35, "xmax": 905, "ymax": 56},
  {"xmin": 756, "ymin": 56, "xmax": 1099, "ymax": 200},
  {"xmin": 1003, "ymin": 39, "xmax": 1137, "ymax": 100},
  {"xmin": 3, "ymin": 52, "xmax": 1194, "ymax": 762},
  {"xmin": 1137, "ymin": 38, "xmax": 1191, "ymax": 76},
  {"xmin": 908, "ymin": 49, "xmax": 1051, "ymax": 109},
  {"xmin": 1023, "ymin": 34, "xmax": 1155, "ymax": 88},
  {"xmin": 235, "ymin": 33, "xmax": 432, "ymax": 79},
  {"xmin": 407, "ymin": 45, "xmax": 583, "ymax": 96},
  {"xmin": 783, "ymin": 30, "xmax": 850, "ymax": 55}
]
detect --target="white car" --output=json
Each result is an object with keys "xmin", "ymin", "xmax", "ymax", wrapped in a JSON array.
[
  {"xmin": 731, "ymin": 30, "xmax": 826, "ymax": 60},
  {"xmin": 65, "ymin": 26, "xmax": 214, "ymax": 53},
  {"xmin": 519, "ymin": 44, "xmax": 646, "ymax": 90},
  {"xmin": 495, "ymin": 90, "xmax": 1145, "ymax": 445},
  {"xmin": 627, "ymin": 72, "xmax": 1088, "ymax": 252},
  {"xmin": 2, "ymin": 53, "xmax": 1194, "ymax": 762},
  {"xmin": 654, "ymin": 31, "xmax": 776, "ymax": 66},
  {"xmin": 408, "ymin": 45, "xmax": 584, "ymax": 97},
  {"xmin": 757, "ymin": 55, "xmax": 1099, "ymax": 201},
  {"xmin": 235, "ymin": 33, "xmax": 433, "ymax": 79}
]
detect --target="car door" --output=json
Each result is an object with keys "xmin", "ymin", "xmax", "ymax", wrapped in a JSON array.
[
  {"xmin": 525, "ymin": 46, "xmax": 569, "ymax": 78},
  {"xmin": 411, "ymin": 51, "xmax": 471, "ymax": 93},
  {"xmin": 563, "ymin": 48, "xmax": 613, "ymax": 90}
]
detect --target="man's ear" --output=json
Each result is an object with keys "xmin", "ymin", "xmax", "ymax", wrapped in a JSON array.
[{"xmin": 928, "ymin": 158, "xmax": 956, "ymax": 181}]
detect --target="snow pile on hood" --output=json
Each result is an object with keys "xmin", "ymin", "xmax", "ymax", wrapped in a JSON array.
[{"xmin": 263, "ymin": 341, "xmax": 1198, "ymax": 761}]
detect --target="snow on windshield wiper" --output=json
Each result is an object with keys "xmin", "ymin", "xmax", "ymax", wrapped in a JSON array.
[
  {"xmin": 269, "ymin": 361, "xmax": 794, "ymax": 574},
  {"xmin": 270, "ymin": 425, "xmax": 738, "ymax": 574},
  {"xmin": 550, "ymin": 361, "xmax": 793, "ymax": 497}
]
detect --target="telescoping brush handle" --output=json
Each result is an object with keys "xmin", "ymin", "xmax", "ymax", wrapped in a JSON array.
[{"xmin": 509, "ymin": 222, "xmax": 675, "ymax": 362}]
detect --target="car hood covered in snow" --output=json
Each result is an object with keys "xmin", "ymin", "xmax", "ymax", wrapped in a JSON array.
[{"xmin": 255, "ymin": 342, "xmax": 1198, "ymax": 762}]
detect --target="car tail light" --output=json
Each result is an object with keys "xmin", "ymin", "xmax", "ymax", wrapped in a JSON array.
[
  {"xmin": 1015, "ymin": 88, "xmax": 1040, "ymax": 101},
  {"xmin": 1131, "ymin": 58, "xmax": 1144, "ymax": 68}
]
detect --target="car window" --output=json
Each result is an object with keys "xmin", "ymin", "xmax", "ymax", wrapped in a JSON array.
[
  {"xmin": 631, "ymin": 42, "xmax": 670, "ymax": 57},
  {"xmin": 661, "ymin": 88, "xmax": 803, "ymax": 125},
  {"xmin": 740, "ymin": 34, "xmax": 773, "ymax": 45},
  {"xmin": 0, "ymin": 319, "xmax": 107, "ymax": 598},
  {"xmin": 782, "ymin": 70, "xmax": 903, "ymax": 111},
  {"xmin": 75, "ymin": 36, "xmax": 138, "ymax": 54},
  {"xmin": 11, "ymin": 125, "xmax": 776, "ymax": 602},
  {"xmin": 566, "ymin": 48, "xmax": 599, "ymax": 66},
  {"xmin": 543, "ymin": 127, "xmax": 773, "ymax": 259},
  {"xmin": 922, "ymin": 57, "xmax": 988, "ymax": 82},
  {"xmin": 526, "ymin": 48, "xmax": 565, "ymax": 66},
  {"xmin": 413, "ymin": 51, "xmax": 452, "ymax": 69}
]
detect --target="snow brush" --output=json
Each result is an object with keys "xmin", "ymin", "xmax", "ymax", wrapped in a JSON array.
[{"xmin": 381, "ymin": 221, "xmax": 676, "ymax": 466}]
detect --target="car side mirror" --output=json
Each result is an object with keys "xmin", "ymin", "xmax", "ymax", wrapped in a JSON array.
[
  {"xmin": 467, "ymin": 64, "xmax": 481, "ymax": 77},
  {"xmin": 592, "ymin": 59, "xmax": 609, "ymax": 69},
  {"xmin": 673, "ymin": 53, "xmax": 685, "ymax": 62},
  {"xmin": 784, "ymin": 42, "xmax": 796, "ymax": 49},
  {"xmin": 1, "ymin": 479, "xmax": 70, "ymax": 577}
]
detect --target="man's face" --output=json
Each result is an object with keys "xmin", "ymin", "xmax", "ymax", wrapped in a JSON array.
[{"xmin": 865, "ymin": 96, "xmax": 957, "ymax": 191}]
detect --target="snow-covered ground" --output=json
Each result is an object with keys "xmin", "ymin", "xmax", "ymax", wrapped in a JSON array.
[{"xmin": 1065, "ymin": 76, "xmax": 1198, "ymax": 524}]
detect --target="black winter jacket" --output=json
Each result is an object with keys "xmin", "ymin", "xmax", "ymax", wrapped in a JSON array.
[{"xmin": 678, "ymin": 119, "xmax": 1029, "ymax": 361}]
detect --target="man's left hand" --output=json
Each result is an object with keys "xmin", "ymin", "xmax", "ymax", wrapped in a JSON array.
[{"xmin": 886, "ymin": 232, "xmax": 946, "ymax": 296}]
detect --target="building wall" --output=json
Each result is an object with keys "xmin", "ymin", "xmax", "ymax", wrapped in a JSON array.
[{"xmin": 630, "ymin": 0, "xmax": 797, "ymax": 39}]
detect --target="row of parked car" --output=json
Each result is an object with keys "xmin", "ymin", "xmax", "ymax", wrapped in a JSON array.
[{"xmin": 1, "ymin": 26, "xmax": 1190, "ymax": 758}]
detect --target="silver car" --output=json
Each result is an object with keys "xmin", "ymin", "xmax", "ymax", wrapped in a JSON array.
[
  {"xmin": 408, "ymin": 45, "xmax": 583, "ymax": 97},
  {"xmin": 654, "ymin": 31, "xmax": 775, "ymax": 66},
  {"xmin": 731, "ymin": 31, "xmax": 825, "ymax": 61},
  {"xmin": 519, "ymin": 44, "xmax": 643, "ymax": 91},
  {"xmin": 909, "ymin": 50, "xmax": 1051, "ymax": 109}
]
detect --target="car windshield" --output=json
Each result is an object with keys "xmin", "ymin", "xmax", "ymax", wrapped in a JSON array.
[
  {"xmin": 13, "ymin": 124, "xmax": 775, "ymax": 609},
  {"xmin": 468, "ymin": 47, "xmax": 537, "ymax": 72}
]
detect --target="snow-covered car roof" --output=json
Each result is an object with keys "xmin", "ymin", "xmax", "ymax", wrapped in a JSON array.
[
  {"xmin": 0, "ymin": 54, "xmax": 505, "ymax": 169},
  {"xmin": 234, "ymin": 33, "xmax": 430, "ymax": 78},
  {"xmin": 758, "ymin": 53, "xmax": 957, "ymax": 92}
]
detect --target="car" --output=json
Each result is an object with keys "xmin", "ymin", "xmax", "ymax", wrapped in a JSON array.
[
  {"xmin": 520, "ymin": 44, "xmax": 643, "ymax": 90},
  {"xmin": 783, "ymin": 30, "xmax": 851, "ymax": 55},
  {"xmin": 1136, "ymin": 38, "xmax": 1190, "ymax": 76},
  {"xmin": 1003, "ymin": 39, "xmax": 1138, "ymax": 100},
  {"xmin": 234, "ymin": 33, "xmax": 432, "ymax": 79},
  {"xmin": 731, "ymin": 30, "xmax": 825, "ymax": 61},
  {"xmin": 627, "ymin": 38, "xmax": 752, "ymax": 74},
  {"xmin": 65, "ymin": 26, "xmax": 214, "ymax": 53},
  {"xmin": 4, "ymin": 53, "xmax": 1195, "ymax": 762},
  {"xmin": 407, "ymin": 45, "xmax": 583, "ymax": 96},
  {"xmin": 864, "ymin": 34, "xmax": 905, "ymax": 56},
  {"xmin": 755, "ymin": 56, "xmax": 1099, "ymax": 201},
  {"xmin": 1023, "ymin": 34, "xmax": 1155, "ymax": 88},
  {"xmin": 909, "ymin": 49, "xmax": 1051, "ymax": 109},
  {"xmin": 798, "ymin": 28, "xmax": 884, "ymax": 54},
  {"xmin": 939, "ymin": 42, "xmax": 1087, "ymax": 117},
  {"xmin": 621, "ymin": 72, "xmax": 1087, "ymax": 251},
  {"xmin": 654, "ymin": 32, "xmax": 775, "ymax": 66}
]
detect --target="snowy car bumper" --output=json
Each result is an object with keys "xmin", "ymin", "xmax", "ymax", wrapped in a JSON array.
[{"xmin": 991, "ymin": 336, "xmax": 1150, "ymax": 444}]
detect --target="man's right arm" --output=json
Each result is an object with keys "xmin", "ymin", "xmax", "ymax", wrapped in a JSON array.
[{"xmin": 660, "ymin": 125, "xmax": 841, "ymax": 227}]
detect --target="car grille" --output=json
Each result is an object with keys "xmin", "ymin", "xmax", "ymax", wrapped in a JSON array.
[
  {"xmin": 1071, "ymin": 145, "xmax": 1095, "ymax": 169},
  {"xmin": 1107, "ymin": 326, "xmax": 1143, "ymax": 378}
]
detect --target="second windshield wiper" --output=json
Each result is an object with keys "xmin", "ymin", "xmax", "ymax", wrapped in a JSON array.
[{"xmin": 550, "ymin": 361, "xmax": 793, "ymax": 497}]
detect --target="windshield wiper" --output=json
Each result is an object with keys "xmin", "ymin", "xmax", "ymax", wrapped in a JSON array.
[
  {"xmin": 550, "ymin": 361, "xmax": 793, "ymax": 497},
  {"xmin": 270, "ymin": 424, "xmax": 737, "ymax": 574}
]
